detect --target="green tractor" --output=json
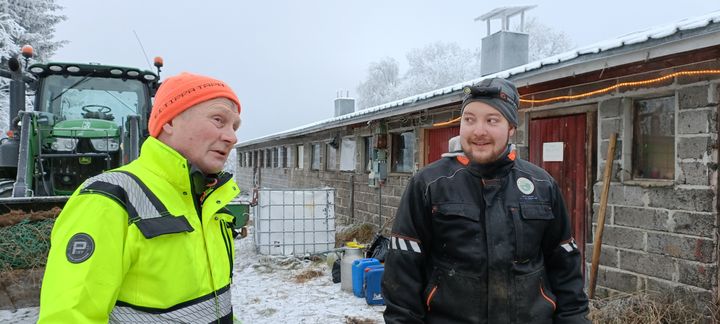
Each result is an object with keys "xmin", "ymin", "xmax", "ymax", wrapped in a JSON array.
[{"xmin": 0, "ymin": 46, "xmax": 162, "ymax": 212}]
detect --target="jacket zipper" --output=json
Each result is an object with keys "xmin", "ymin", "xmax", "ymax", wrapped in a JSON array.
[
  {"xmin": 426, "ymin": 285, "xmax": 438, "ymax": 311},
  {"xmin": 539, "ymin": 279, "xmax": 557, "ymax": 311},
  {"xmin": 219, "ymin": 220, "xmax": 234, "ymax": 278},
  {"xmin": 189, "ymin": 172, "xmax": 221, "ymax": 321}
]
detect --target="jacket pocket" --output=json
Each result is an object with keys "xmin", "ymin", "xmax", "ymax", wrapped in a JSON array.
[
  {"xmin": 433, "ymin": 203, "xmax": 483, "ymax": 260},
  {"xmin": 435, "ymin": 203, "xmax": 481, "ymax": 222},
  {"xmin": 134, "ymin": 215, "xmax": 194, "ymax": 239},
  {"xmin": 513, "ymin": 202, "xmax": 554, "ymax": 260},
  {"xmin": 520, "ymin": 203, "xmax": 554, "ymax": 220},
  {"xmin": 512, "ymin": 268, "xmax": 555, "ymax": 324},
  {"xmin": 423, "ymin": 267, "xmax": 484, "ymax": 322}
]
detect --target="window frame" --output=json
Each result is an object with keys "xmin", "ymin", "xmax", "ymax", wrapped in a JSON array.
[
  {"xmin": 311, "ymin": 143, "xmax": 321, "ymax": 171},
  {"xmin": 391, "ymin": 130, "xmax": 416, "ymax": 173},
  {"xmin": 631, "ymin": 95, "xmax": 675, "ymax": 181}
]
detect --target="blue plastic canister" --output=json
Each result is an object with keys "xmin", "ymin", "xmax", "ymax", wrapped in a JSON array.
[
  {"xmin": 352, "ymin": 258, "xmax": 380, "ymax": 297},
  {"xmin": 364, "ymin": 264, "xmax": 385, "ymax": 305}
]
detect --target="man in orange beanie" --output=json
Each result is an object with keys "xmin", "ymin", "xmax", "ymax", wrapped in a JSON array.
[{"xmin": 40, "ymin": 72, "xmax": 243, "ymax": 323}]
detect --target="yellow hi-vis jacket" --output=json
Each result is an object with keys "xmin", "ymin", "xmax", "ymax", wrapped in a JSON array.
[{"xmin": 39, "ymin": 137, "xmax": 240, "ymax": 323}]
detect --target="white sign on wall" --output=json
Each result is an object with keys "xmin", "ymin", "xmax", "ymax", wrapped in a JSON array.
[{"xmin": 543, "ymin": 142, "xmax": 564, "ymax": 162}]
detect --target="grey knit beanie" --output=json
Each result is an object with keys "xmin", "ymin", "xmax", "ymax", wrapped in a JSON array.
[{"xmin": 461, "ymin": 77, "xmax": 519, "ymax": 126}]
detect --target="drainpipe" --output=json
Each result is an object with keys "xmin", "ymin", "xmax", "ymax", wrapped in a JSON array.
[{"xmin": 350, "ymin": 174, "xmax": 355, "ymax": 220}]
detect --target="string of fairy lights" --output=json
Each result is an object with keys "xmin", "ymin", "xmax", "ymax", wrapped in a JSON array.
[{"xmin": 432, "ymin": 69, "xmax": 720, "ymax": 127}]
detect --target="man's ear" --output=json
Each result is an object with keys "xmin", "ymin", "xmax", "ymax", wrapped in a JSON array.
[
  {"xmin": 161, "ymin": 121, "xmax": 174, "ymax": 135},
  {"xmin": 509, "ymin": 126, "xmax": 516, "ymax": 138}
]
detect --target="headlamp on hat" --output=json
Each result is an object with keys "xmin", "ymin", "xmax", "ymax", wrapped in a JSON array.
[{"xmin": 462, "ymin": 86, "xmax": 517, "ymax": 110}]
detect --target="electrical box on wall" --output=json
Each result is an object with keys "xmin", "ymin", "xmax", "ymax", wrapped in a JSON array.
[
  {"xmin": 369, "ymin": 122, "xmax": 388, "ymax": 188},
  {"xmin": 369, "ymin": 148, "xmax": 387, "ymax": 188}
]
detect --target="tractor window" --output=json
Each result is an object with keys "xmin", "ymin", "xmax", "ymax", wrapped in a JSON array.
[{"xmin": 39, "ymin": 75, "xmax": 150, "ymax": 129}]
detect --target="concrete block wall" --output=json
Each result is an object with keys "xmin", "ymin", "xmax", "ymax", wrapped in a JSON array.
[
  {"xmin": 233, "ymin": 124, "xmax": 418, "ymax": 232},
  {"xmin": 590, "ymin": 80, "xmax": 719, "ymax": 302}
]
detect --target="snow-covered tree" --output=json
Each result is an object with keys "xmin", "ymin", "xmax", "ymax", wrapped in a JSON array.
[
  {"xmin": 522, "ymin": 17, "xmax": 573, "ymax": 62},
  {"xmin": 0, "ymin": 0, "xmax": 66, "ymax": 132},
  {"xmin": 356, "ymin": 57, "xmax": 401, "ymax": 109},
  {"xmin": 1, "ymin": 0, "xmax": 66, "ymax": 62},
  {"xmin": 356, "ymin": 17, "xmax": 572, "ymax": 108},
  {"xmin": 397, "ymin": 41, "xmax": 477, "ymax": 97}
]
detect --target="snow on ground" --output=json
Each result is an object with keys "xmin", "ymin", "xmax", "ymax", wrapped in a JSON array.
[{"xmin": 0, "ymin": 228, "xmax": 385, "ymax": 323}]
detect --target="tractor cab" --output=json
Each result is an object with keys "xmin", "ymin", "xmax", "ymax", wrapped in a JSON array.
[{"xmin": 23, "ymin": 63, "xmax": 159, "ymax": 195}]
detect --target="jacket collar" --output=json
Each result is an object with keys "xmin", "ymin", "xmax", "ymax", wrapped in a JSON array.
[
  {"xmin": 136, "ymin": 137, "xmax": 230, "ymax": 194},
  {"xmin": 131, "ymin": 137, "xmax": 240, "ymax": 217},
  {"xmin": 467, "ymin": 144, "xmax": 516, "ymax": 178}
]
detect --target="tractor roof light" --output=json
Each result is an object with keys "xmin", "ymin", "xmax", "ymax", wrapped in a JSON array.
[
  {"xmin": 66, "ymin": 66, "xmax": 81, "ymax": 73},
  {"xmin": 143, "ymin": 74, "xmax": 157, "ymax": 81},
  {"xmin": 48, "ymin": 65, "xmax": 63, "ymax": 72},
  {"xmin": 126, "ymin": 70, "xmax": 140, "ymax": 78},
  {"xmin": 153, "ymin": 56, "xmax": 164, "ymax": 68},
  {"xmin": 110, "ymin": 69, "xmax": 123, "ymax": 76},
  {"xmin": 29, "ymin": 66, "xmax": 45, "ymax": 74},
  {"xmin": 21, "ymin": 45, "xmax": 33, "ymax": 59}
]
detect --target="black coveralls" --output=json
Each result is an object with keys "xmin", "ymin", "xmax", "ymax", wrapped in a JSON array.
[{"xmin": 382, "ymin": 147, "xmax": 589, "ymax": 323}]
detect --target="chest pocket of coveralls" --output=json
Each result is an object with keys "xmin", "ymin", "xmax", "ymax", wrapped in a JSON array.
[
  {"xmin": 433, "ymin": 203, "xmax": 481, "ymax": 258},
  {"xmin": 512, "ymin": 203, "xmax": 554, "ymax": 261}
]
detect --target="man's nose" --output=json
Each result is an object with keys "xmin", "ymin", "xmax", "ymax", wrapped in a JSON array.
[
  {"xmin": 472, "ymin": 122, "xmax": 488, "ymax": 136},
  {"xmin": 221, "ymin": 127, "xmax": 237, "ymax": 145}
]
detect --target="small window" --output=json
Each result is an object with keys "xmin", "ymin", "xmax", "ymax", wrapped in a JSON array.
[
  {"xmin": 364, "ymin": 136, "xmax": 373, "ymax": 172},
  {"xmin": 311, "ymin": 143, "xmax": 321, "ymax": 170},
  {"xmin": 266, "ymin": 149, "xmax": 272, "ymax": 168},
  {"xmin": 297, "ymin": 145, "xmax": 304, "ymax": 169},
  {"xmin": 258, "ymin": 150, "xmax": 264, "ymax": 168},
  {"xmin": 633, "ymin": 96, "xmax": 674, "ymax": 180},
  {"xmin": 340, "ymin": 137, "xmax": 357, "ymax": 171},
  {"xmin": 272, "ymin": 148, "xmax": 278, "ymax": 168},
  {"xmin": 392, "ymin": 131, "xmax": 415, "ymax": 173},
  {"xmin": 285, "ymin": 146, "xmax": 292, "ymax": 168},
  {"xmin": 326, "ymin": 144, "xmax": 338, "ymax": 171}
]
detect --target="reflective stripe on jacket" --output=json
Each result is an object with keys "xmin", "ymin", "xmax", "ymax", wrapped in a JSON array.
[{"xmin": 39, "ymin": 137, "xmax": 239, "ymax": 323}]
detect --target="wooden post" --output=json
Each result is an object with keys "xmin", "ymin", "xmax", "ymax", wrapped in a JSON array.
[{"xmin": 588, "ymin": 132, "xmax": 617, "ymax": 299}]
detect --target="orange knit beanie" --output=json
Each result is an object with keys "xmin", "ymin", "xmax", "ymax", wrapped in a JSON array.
[{"xmin": 149, "ymin": 72, "xmax": 241, "ymax": 137}]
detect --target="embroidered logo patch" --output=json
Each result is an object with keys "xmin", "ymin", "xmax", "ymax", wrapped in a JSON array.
[
  {"xmin": 516, "ymin": 177, "xmax": 535, "ymax": 195},
  {"xmin": 66, "ymin": 233, "xmax": 95, "ymax": 263}
]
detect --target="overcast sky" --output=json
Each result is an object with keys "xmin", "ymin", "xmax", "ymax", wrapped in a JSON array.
[{"xmin": 52, "ymin": 1, "xmax": 719, "ymax": 142}]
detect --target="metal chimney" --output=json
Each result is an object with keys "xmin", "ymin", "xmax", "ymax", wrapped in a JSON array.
[
  {"xmin": 334, "ymin": 91, "xmax": 355, "ymax": 117},
  {"xmin": 476, "ymin": 5, "xmax": 536, "ymax": 76}
]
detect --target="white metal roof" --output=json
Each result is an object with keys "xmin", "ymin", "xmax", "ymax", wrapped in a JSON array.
[
  {"xmin": 237, "ymin": 9, "xmax": 720, "ymax": 147},
  {"xmin": 474, "ymin": 5, "xmax": 537, "ymax": 22}
]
